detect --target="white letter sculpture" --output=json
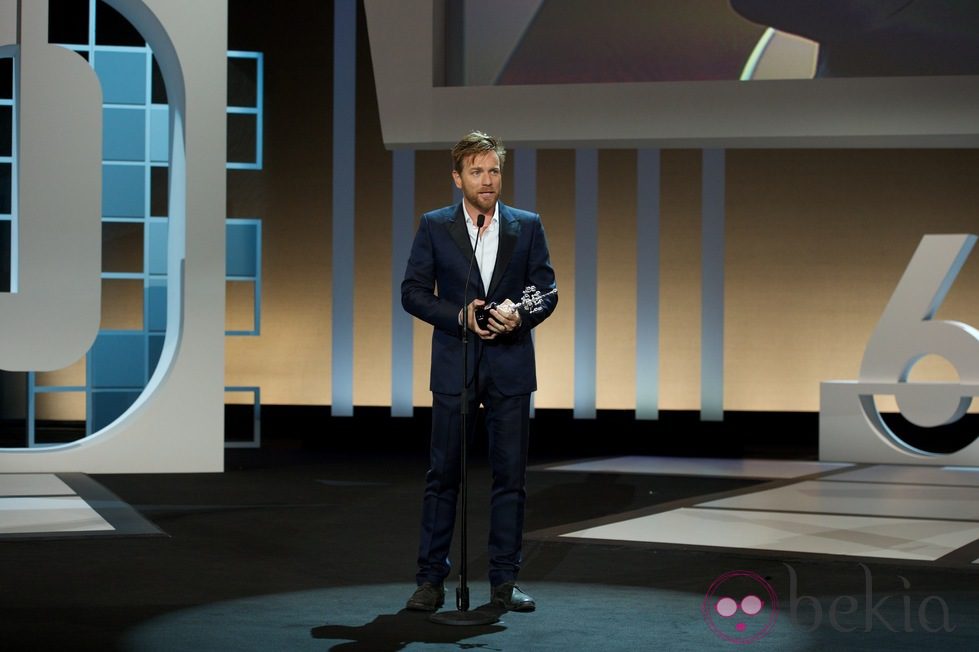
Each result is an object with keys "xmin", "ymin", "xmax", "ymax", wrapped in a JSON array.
[{"xmin": 820, "ymin": 234, "xmax": 979, "ymax": 465}]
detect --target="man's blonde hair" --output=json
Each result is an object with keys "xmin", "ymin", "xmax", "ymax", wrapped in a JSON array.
[{"xmin": 451, "ymin": 131, "xmax": 506, "ymax": 173}]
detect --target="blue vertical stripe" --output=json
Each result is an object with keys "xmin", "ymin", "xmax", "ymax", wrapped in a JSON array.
[
  {"xmin": 701, "ymin": 149, "xmax": 725, "ymax": 421},
  {"xmin": 331, "ymin": 0, "xmax": 356, "ymax": 416},
  {"xmin": 513, "ymin": 149, "xmax": 537, "ymax": 210},
  {"xmin": 636, "ymin": 149, "xmax": 660, "ymax": 420},
  {"xmin": 513, "ymin": 149, "xmax": 537, "ymax": 416},
  {"xmin": 27, "ymin": 373, "xmax": 36, "ymax": 446},
  {"xmin": 574, "ymin": 149, "xmax": 598, "ymax": 419},
  {"xmin": 391, "ymin": 149, "xmax": 415, "ymax": 416}
]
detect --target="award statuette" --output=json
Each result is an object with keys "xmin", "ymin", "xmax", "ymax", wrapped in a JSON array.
[{"xmin": 474, "ymin": 286, "xmax": 558, "ymax": 331}]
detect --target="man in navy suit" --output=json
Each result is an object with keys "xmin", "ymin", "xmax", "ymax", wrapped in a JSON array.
[{"xmin": 402, "ymin": 131, "xmax": 558, "ymax": 613}]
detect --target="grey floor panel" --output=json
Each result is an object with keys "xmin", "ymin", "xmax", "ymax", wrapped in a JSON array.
[
  {"xmin": 0, "ymin": 473, "xmax": 76, "ymax": 496},
  {"xmin": 829, "ymin": 464, "xmax": 979, "ymax": 487},
  {"xmin": 0, "ymin": 472, "xmax": 163, "ymax": 539},
  {"xmin": 700, "ymin": 480, "xmax": 979, "ymax": 521},
  {"xmin": 539, "ymin": 455, "xmax": 851, "ymax": 479},
  {"xmin": 563, "ymin": 507, "xmax": 979, "ymax": 561},
  {"xmin": 0, "ymin": 496, "xmax": 114, "ymax": 533}
]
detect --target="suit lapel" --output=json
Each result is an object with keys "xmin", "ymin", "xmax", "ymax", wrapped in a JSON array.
[
  {"xmin": 488, "ymin": 204, "xmax": 519, "ymax": 299},
  {"xmin": 448, "ymin": 203, "xmax": 488, "ymax": 296},
  {"xmin": 448, "ymin": 204, "xmax": 473, "ymax": 262}
]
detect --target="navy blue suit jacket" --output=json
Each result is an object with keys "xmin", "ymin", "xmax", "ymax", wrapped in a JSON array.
[{"xmin": 401, "ymin": 202, "xmax": 558, "ymax": 396}]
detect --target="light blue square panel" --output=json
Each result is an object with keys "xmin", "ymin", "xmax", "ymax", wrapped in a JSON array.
[
  {"xmin": 103, "ymin": 164, "xmax": 145, "ymax": 218},
  {"xmin": 147, "ymin": 220, "xmax": 168, "ymax": 274},
  {"xmin": 148, "ymin": 334, "xmax": 165, "ymax": 374},
  {"xmin": 149, "ymin": 106, "xmax": 168, "ymax": 163},
  {"xmin": 146, "ymin": 278, "xmax": 167, "ymax": 332},
  {"xmin": 226, "ymin": 222, "xmax": 259, "ymax": 278},
  {"xmin": 1, "ymin": 162, "xmax": 11, "ymax": 214},
  {"xmin": 104, "ymin": 107, "xmax": 146, "ymax": 162},
  {"xmin": 90, "ymin": 332, "xmax": 146, "ymax": 389},
  {"xmin": 94, "ymin": 50, "xmax": 147, "ymax": 105},
  {"xmin": 91, "ymin": 390, "xmax": 142, "ymax": 432}
]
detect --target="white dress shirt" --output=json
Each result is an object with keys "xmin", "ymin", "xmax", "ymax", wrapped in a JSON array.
[{"xmin": 464, "ymin": 202, "xmax": 499, "ymax": 296}]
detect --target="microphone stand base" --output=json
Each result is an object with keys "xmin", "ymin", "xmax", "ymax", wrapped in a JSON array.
[{"xmin": 429, "ymin": 608, "xmax": 500, "ymax": 626}]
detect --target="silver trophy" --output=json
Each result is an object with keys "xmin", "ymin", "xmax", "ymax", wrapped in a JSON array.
[
  {"xmin": 474, "ymin": 285, "xmax": 557, "ymax": 329},
  {"xmin": 514, "ymin": 285, "xmax": 558, "ymax": 314}
]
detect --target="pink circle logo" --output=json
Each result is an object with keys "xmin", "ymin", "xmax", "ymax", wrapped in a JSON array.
[{"xmin": 702, "ymin": 570, "xmax": 778, "ymax": 644}]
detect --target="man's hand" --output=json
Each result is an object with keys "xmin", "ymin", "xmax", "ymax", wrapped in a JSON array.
[
  {"xmin": 487, "ymin": 301, "xmax": 521, "ymax": 336},
  {"xmin": 466, "ymin": 299, "xmax": 496, "ymax": 340}
]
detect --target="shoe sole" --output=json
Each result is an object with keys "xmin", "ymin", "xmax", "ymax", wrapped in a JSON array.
[
  {"xmin": 492, "ymin": 599, "xmax": 536, "ymax": 612},
  {"xmin": 406, "ymin": 602, "xmax": 444, "ymax": 612}
]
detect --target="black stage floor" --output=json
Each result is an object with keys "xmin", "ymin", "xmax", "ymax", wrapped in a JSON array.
[{"xmin": 2, "ymin": 411, "xmax": 979, "ymax": 651}]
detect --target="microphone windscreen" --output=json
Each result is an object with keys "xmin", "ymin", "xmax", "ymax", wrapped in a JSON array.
[{"xmin": 476, "ymin": 214, "xmax": 485, "ymax": 228}]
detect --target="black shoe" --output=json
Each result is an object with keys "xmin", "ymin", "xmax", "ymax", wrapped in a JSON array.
[
  {"xmin": 406, "ymin": 582, "xmax": 445, "ymax": 612},
  {"xmin": 491, "ymin": 581, "xmax": 536, "ymax": 612}
]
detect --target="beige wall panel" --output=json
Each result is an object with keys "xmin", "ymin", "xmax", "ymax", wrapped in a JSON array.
[
  {"xmin": 225, "ymin": 280, "xmax": 255, "ymax": 333},
  {"xmin": 223, "ymin": 188, "xmax": 331, "ymax": 404},
  {"xmin": 35, "ymin": 357, "xmax": 86, "ymax": 389},
  {"xmin": 100, "ymin": 279, "xmax": 143, "ymax": 331},
  {"xmin": 408, "ymin": 150, "xmax": 455, "ymax": 407},
  {"xmin": 353, "ymin": 103, "xmax": 393, "ymax": 406},
  {"xmin": 225, "ymin": 2, "xmax": 331, "ymax": 405},
  {"xmin": 36, "ymin": 391, "xmax": 86, "ymax": 422},
  {"xmin": 533, "ymin": 150, "xmax": 576, "ymax": 408},
  {"xmin": 33, "ymin": 358, "xmax": 86, "ymax": 421},
  {"xmin": 658, "ymin": 150, "xmax": 702, "ymax": 410},
  {"xmin": 596, "ymin": 150, "xmax": 637, "ymax": 409},
  {"xmin": 725, "ymin": 150, "xmax": 979, "ymax": 412},
  {"xmin": 221, "ymin": 4, "xmax": 979, "ymax": 416}
]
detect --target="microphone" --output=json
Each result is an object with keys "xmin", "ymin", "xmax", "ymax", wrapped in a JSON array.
[
  {"xmin": 468, "ymin": 214, "xmax": 498, "ymax": 331},
  {"xmin": 458, "ymin": 213, "xmax": 485, "ymax": 421},
  {"xmin": 462, "ymin": 213, "xmax": 485, "ymax": 333},
  {"xmin": 452, "ymin": 213, "xmax": 485, "ymax": 617}
]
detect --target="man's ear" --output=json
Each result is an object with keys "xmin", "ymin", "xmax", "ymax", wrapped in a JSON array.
[{"xmin": 451, "ymin": 170, "xmax": 462, "ymax": 188}]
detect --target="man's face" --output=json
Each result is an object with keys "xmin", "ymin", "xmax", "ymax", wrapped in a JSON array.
[{"xmin": 453, "ymin": 150, "xmax": 502, "ymax": 217}]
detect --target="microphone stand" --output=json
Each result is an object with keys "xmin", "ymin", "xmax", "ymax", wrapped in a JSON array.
[{"xmin": 430, "ymin": 213, "xmax": 498, "ymax": 626}]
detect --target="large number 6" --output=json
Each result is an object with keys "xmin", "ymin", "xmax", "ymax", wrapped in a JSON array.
[{"xmin": 860, "ymin": 234, "xmax": 979, "ymax": 429}]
